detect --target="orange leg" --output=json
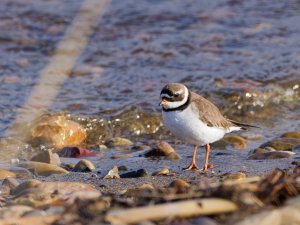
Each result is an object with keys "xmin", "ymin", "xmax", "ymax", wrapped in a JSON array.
[
  {"xmin": 202, "ymin": 144, "xmax": 214, "ymax": 171},
  {"xmin": 183, "ymin": 145, "xmax": 200, "ymax": 170}
]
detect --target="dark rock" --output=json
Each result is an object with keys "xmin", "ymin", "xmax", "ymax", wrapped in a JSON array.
[
  {"xmin": 120, "ymin": 169, "xmax": 148, "ymax": 178},
  {"xmin": 118, "ymin": 165, "xmax": 128, "ymax": 171}
]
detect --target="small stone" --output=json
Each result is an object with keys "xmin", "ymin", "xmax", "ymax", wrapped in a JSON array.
[
  {"xmin": 248, "ymin": 148, "xmax": 271, "ymax": 155},
  {"xmin": 0, "ymin": 205, "xmax": 34, "ymax": 219},
  {"xmin": 166, "ymin": 152, "xmax": 180, "ymax": 160},
  {"xmin": 281, "ymin": 132, "xmax": 300, "ymax": 139},
  {"xmin": 260, "ymin": 140, "xmax": 294, "ymax": 151},
  {"xmin": 29, "ymin": 114, "xmax": 87, "ymax": 150},
  {"xmin": 223, "ymin": 172, "xmax": 246, "ymax": 181},
  {"xmin": 0, "ymin": 169, "xmax": 16, "ymax": 179},
  {"xmin": 169, "ymin": 179, "xmax": 190, "ymax": 193},
  {"xmin": 16, "ymin": 161, "xmax": 68, "ymax": 176},
  {"xmin": 247, "ymin": 151, "xmax": 292, "ymax": 160},
  {"xmin": 222, "ymin": 136, "xmax": 248, "ymax": 150},
  {"xmin": 73, "ymin": 159, "xmax": 95, "ymax": 172},
  {"xmin": 105, "ymin": 137, "xmax": 133, "ymax": 148},
  {"xmin": 104, "ymin": 166, "xmax": 120, "ymax": 179},
  {"xmin": 30, "ymin": 149, "xmax": 61, "ymax": 166},
  {"xmin": 120, "ymin": 169, "xmax": 148, "ymax": 178},
  {"xmin": 144, "ymin": 141, "xmax": 180, "ymax": 160},
  {"xmin": 98, "ymin": 144, "xmax": 108, "ymax": 150},
  {"xmin": 152, "ymin": 168, "xmax": 170, "ymax": 176}
]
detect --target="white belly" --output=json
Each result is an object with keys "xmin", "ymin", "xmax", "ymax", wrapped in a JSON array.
[{"xmin": 162, "ymin": 106, "xmax": 226, "ymax": 145}]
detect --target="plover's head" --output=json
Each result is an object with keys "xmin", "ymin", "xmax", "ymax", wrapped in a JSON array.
[{"xmin": 159, "ymin": 83, "xmax": 189, "ymax": 110}]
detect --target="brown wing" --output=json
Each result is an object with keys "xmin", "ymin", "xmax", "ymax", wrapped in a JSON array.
[{"xmin": 189, "ymin": 92, "xmax": 236, "ymax": 130}]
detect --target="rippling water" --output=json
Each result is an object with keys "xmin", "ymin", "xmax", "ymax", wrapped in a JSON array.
[{"xmin": 0, "ymin": 0, "xmax": 299, "ymax": 158}]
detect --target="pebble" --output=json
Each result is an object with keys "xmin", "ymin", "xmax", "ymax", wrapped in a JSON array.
[
  {"xmin": 120, "ymin": 169, "xmax": 148, "ymax": 178},
  {"xmin": 73, "ymin": 159, "xmax": 95, "ymax": 172},
  {"xmin": 16, "ymin": 161, "xmax": 68, "ymax": 176},
  {"xmin": 281, "ymin": 131, "xmax": 300, "ymax": 139},
  {"xmin": 0, "ymin": 169, "xmax": 16, "ymax": 179},
  {"xmin": 222, "ymin": 136, "xmax": 248, "ymax": 150},
  {"xmin": 0, "ymin": 205, "xmax": 34, "ymax": 219},
  {"xmin": 104, "ymin": 166, "xmax": 120, "ymax": 179},
  {"xmin": 260, "ymin": 140, "xmax": 294, "ymax": 151},
  {"xmin": 152, "ymin": 168, "xmax": 170, "ymax": 176},
  {"xmin": 98, "ymin": 144, "xmax": 108, "ymax": 150},
  {"xmin": 30, "ymin": 150, "xmax": 61, "ymax": 166},
  {"xmin": 105, "ymin": 137, "xmax": 133, "ymax": 148},
  {"xmin": 248, "ymin": 148, "xmax": 272, "ymax": 155},
  {"xmin": 144, "ymin": 141, "xmax": 180, "ymax": 160},
  {"xmin": 169, "ymin": 179, "xmax": 190, "ymax": 193},
  {"xmin": 247, "ymin": 151, "xmax": 292, "ymax": 160},
  {"xmin": 29, "ymin": 114, "xmax": 87, "ymax": 149},
  {"xmin": 223, "ymin": 172, "xmax": 246, "ymax": 181}
]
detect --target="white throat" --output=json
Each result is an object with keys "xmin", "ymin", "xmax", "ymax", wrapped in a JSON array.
[{"xmin": 163, "ymin": 86, "xmax": 189, "ymax": 109}]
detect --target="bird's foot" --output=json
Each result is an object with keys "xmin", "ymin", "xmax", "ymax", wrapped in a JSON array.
[
  {"xmin": 183, "ymin": 163, "xmax": 200, "ymax": 171},
  {"xmin": 201, "ymin": 163, "xmax": 214, "ymax": 172}
]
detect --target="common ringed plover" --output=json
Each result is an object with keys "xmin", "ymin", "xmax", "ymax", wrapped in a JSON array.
[{"xmin": 159, "ymin": 83, "xmax": 256, "ymax": 171}]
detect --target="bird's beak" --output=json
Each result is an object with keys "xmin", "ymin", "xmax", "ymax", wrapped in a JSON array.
[{"xmin": 159, "ymin": 99, "xmax": 168, "ymax": 107}]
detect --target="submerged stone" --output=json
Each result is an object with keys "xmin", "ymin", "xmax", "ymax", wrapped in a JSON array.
[
  {"xmin": 281, "ymin": 132, "xmax": 300, "ymax": 139},
  {"xmin": 105, "ymin": 137, "xmax": 133, "ymax": 148},
  {"xmin": 247, "ymin": 151, "xmax": 293, "ymax": 160},
  {"xmin": 260, "ymin": 140, "xmax": 294, "ymax": 151}
]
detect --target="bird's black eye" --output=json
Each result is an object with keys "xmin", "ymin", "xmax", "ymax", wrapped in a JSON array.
[{"xmin": 174, "ymin": 93, "xmax": 179, "ymax": 97}]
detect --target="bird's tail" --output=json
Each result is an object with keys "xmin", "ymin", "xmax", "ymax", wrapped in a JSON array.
[{"xmin": 229, "ymin": 120, "xmax": 260, "ymax": 130}]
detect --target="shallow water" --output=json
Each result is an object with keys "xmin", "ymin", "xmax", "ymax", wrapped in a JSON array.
[{"xmin": 0, "ymin": 0, "xmax": 299, "ymax": 160}]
